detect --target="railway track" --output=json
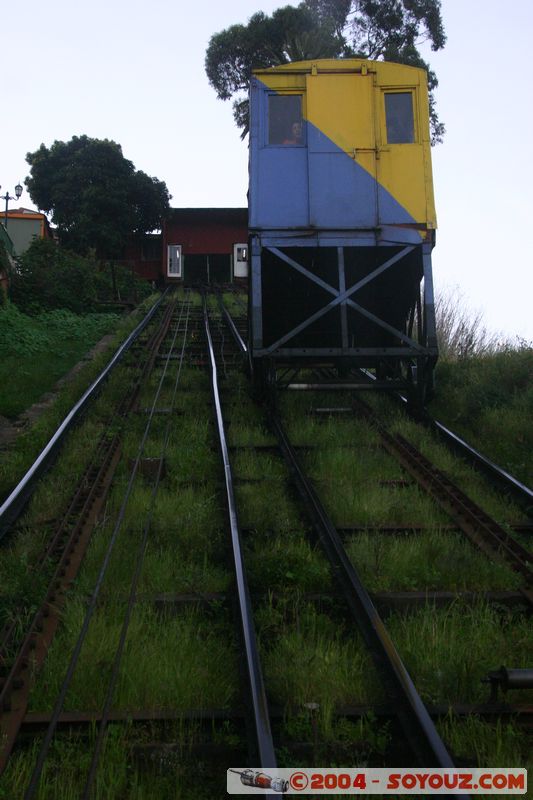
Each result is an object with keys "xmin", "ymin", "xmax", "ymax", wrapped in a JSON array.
[{"xmin": 0, "ymin": 289, "xmax": 531, "ymax": 797}]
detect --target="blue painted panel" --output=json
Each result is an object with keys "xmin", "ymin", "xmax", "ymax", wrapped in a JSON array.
[
  {"xmin": 249, "ymin": 78, "xmax": 417, "ymax": 232},
  {"xmin": 254, "ymin": 147, "xmax": 309, "ymax": 228}
]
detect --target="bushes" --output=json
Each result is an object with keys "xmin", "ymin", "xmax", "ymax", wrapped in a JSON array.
[
  {"xmin": 10, "ymin": 239, "xmax": 97, "ymax": 314},
  {"xmin": 435, "ymin": 288, "xmax": 509, "ymax": 360},
  {"xmin": 430, "ymin": 344, "xmax": 533, "ymax": 486},
  {"xmin": 0, "ymin": 303, "xmax": 117, "ymax": 357},
  {"xmin": 9, "ymin": 238, "xmax": 152, "ymax": 314}
]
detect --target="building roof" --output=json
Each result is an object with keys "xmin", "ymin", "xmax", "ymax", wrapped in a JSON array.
[
  {"xmin": 166, "ymin": 208, "xmax": 247, "ymax": 224},
  {"xmin": 5, "ymin": 207, "xmax": 48, "ymax": 220}
]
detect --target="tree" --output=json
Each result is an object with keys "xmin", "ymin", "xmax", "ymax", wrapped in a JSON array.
[
  {"xmin": 205, "ymin": 4, "xmax": 347, "ymax": 137},
  {"xmin": 25, "ymin": 136, "xmax": 171, "ymax": 258},
  {"xmin": 206, "ymin": 0, "xmax": 445, "ymax": 142}
]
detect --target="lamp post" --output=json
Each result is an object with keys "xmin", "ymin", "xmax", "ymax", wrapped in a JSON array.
[{"xmin": 1, "ymin": 182, "xmax": 23, "ymax": 229}]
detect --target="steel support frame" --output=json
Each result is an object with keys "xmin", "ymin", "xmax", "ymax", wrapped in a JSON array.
[{"xmin": 250, "ymin": 234, "xmax": 438, "ymax": 402}]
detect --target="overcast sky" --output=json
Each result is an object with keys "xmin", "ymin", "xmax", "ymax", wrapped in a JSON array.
[{"xmin": 3, "ymin": 0, "xmax": 532, "ymax": 340}]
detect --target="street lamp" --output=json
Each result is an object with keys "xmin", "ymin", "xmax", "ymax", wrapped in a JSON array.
[{"xmin": 1, "ymin": 182, "xmax": 23, "ymax": 229}]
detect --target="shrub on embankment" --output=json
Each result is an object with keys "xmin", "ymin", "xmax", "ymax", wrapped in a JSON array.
[
  {"xmin": 430, "ymin": 344, "xmax": 533, "ymax": 488},
  {"xmin": 431, "ymin": 289, "xmax": 533, "ymax": 487},
  {"xmin": 10, "ymin": 239, "xmax": 150, "ymax": 314},
  {"xmin": 10, "ymin": 239, "xmax": 98, "ymax": 314},
  {"xmin": 1, "ymin": 238, "xmax": 152, "ymax": 418}
]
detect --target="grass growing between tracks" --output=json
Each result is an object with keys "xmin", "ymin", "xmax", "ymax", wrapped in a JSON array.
[
  {"xmin": 438, "ymin": 715, "xmax": 533, "ymax": 776},
  {"xmin": 257, "ymin": 600, "xmax": 383, "ymax": 736},
  {"xmin": 361, "ymin": 392, "xmax": 529, "ymax": 525},
  {"xmin": 76, "ymin": 479, "xmax": 229, "ymax": 596},
  {"xmin": 389, "ymin": 600, "xmax": 533, "ymax": 705},
  {"xmin": 30, "ymin": 601, "xmax": 238, "ymax": 713},
  {"xmin": 0, "ymin": 370, "xmax": 141, "ymax": 630},
  {"xmin": 1, "ymin": 724, "xmax": 222, "ymax": 800},
  {"xmin": 245, "ymin": 532, "xmax": 331, "ymax": 593},
  {"xmin": 279, "ymin": 391, "xmax": 529, "ymax": 591},
  {"xmin": 344, "ymin": 529, "xmax": 522, "ymax": 592},
  {"xmin": 387, "ymin": 412, "xmax": 529, "ymax": 525}
]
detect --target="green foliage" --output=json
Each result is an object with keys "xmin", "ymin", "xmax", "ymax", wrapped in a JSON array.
[
  {"xmin": 205, "ymin": 4, "xmax": 348, "ymax": 137},
  {"xmin": 25, "ymin": 135, "xmax": 170, "ymax": 257},
  {"xmin": 0, "ymin": 239, "xmax": 11, "ymax": 271},
  {"xmin": 0, "ymin": 302, "xmax": 115, "ymax": 358},
  {"xmin": 93, "ymin": 262, "xmax": 153, "ymax": 304},
  {"xmin": 205, "ymin": 0, "xmax": 446, "ymax": 141},
  {"xmin": 430, "ymin": 344, "xmax": 533, "ymax": 486},
  {"xmin": 10, "ymin": 238, "xmax": 97, "ymax": 314},
  {"xmin": 0, "ymin": 302, "xmax": 118, "ymax": 417},
  {"xmin": 9, "ymin": 238, "xmax": 150, "ymax": 313}
]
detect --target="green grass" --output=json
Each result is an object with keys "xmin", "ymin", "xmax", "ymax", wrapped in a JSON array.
[
  {"xmin": 429, "ymin": 347, "xmax": 533, "ymax": 488},
  {"xmin": 76, "ymin": 487, "xmax": 228, "ymax": 597},
  {"xmin": 387, "ymin": 413, "xmax": 528, "ymax": 524},
  {"xmin": 0, "ymin": 304, "xmax": 120, "ymax": 418},
  {"xmin": 235, "ymin": 481, "xmax": 301, "ymax": 530},
  {"xmin": 0, "ymin": 724, "xmax": 224, "ymax": 799},
  {"xmin": 0, "ymin": 295, "xmax": 160, "ymax": 500},
  {"xmin": 389, "ymin": 600, "xmax": 533, "ymax": 705},
  {"xmin": 30, "ymin": 601, "xmax": 238, "ymax": 713},
  {"xmin": 245, "ymin": 532, "xmax": 331, "ymax": 593},
  {"xmin": 438, "ymin": 714, "xmax": 532, "ymax": 770},
  {"xmin": 318, "ymin": 479, "xmax": 448, "ymax": 527},
  {"xmin": 258, "ymin": 601, "xmax": 383, "ymax": 735},
  {"xmin": 345, "ymin": 529, "xmax": 522, "ymax": 592}
]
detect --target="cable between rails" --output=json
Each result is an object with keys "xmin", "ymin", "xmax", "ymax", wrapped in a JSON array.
[{"xmin": 24, "ymin": 292, "xmax": 188, "ymax": 799}]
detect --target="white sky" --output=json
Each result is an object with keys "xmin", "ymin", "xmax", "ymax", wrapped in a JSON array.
[{"xmin": 2, "ymin": 0, "xmax": 532, "ymax": 340}]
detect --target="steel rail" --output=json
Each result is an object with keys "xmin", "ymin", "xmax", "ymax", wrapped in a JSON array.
[
  {"xmin": 429, "ymin": 418, "xmax": 533, "ymax": 511},
  {"xmin": 216, "ymin": 292, "xmax": 248, "ymax": 354},
  {"xmin": 269, "ymin": 412, "xmax": 468, "ymax": 788},
  {"xmin": 0, "ymin": 290, "xmax": 168, "ymax": 540},
  {"xmin": 0, "ymin": 297, "xmax": 177, "ymax": 775},
  {"xmin": 0, "ymin": 299, "xmax": 175, "ymax": 665},
  {"xmin": 81, "ymin": 293, "xmax": 193, "ymax": 799},
  {"xmin": 23, "ymin": 295, "xmax": 187, "ymax": 799},
  {"xmin": 352, "ymin": 398, "xmax": 533, "ymax": 595},
  {"xmin": 356, "ymin": 368, "xmax": 533, "ymax": 511},
  {"xmin": 203, "ymin": 300, "xmax": 277, "ymax": 774}
]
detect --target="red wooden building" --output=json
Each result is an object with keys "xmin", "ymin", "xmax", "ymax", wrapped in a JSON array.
[
  {"xmin": 123, "ymin": 208, "xmax": 248, "ymax": 285},
  {"xmin": 164, "ymin": 208, "xmax": 248, "ymax": 284}
]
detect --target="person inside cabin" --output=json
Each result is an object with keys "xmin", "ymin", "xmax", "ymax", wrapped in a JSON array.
[{"xmin": 283, "ymin": 121, "xmax": 303, "ymax": 145}]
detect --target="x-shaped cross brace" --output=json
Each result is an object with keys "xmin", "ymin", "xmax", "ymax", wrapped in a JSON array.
[{"xmin": 264, "ymin": 245, "xmax": 426, "ymax": 354}]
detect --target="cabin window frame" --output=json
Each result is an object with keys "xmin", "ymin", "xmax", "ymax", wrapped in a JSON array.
[
  {"xmin": 382, "ymin": 89, "xmax": 417, "ymax": 145},
  {"xmin": 266, "ymin": 92, "xmax": 306, "ymax": 147}
]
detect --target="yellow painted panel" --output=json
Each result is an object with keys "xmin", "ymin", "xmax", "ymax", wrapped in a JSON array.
[
  {"xmin": 305, "ymin": 73, "xmax": 374, "ymax": 152},
  {"xmin": 378, "ymin": 146, "xmax": 427, "ymax": 221},
  {"xmin": 254, "ymin": 59, "xmax": 436, "ymax": 228}
]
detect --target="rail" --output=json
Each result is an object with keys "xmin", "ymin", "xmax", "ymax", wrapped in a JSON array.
[
  {"xmin": 203, "ymin": 298, "xmax": 277, "ymax": 776},
  {"xmin": 0, "ymin": 291, "xmax": 168, "ymax": 539},
  {"xmin": 22, "ymin": 293, "xmax": 187, "ymax": 798},
  {"xmin": 268, "ymin": 411, "xmax": 466, "ymax": 781}
]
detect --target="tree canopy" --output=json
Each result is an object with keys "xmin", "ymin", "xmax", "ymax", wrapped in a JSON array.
[
  {"xmin": 25, "ymin": 136, "xmax": 171, "ymax": 258},
  {"xmin": 205, "ymin": 0, "xmax": 445, "ymax": 142}
]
